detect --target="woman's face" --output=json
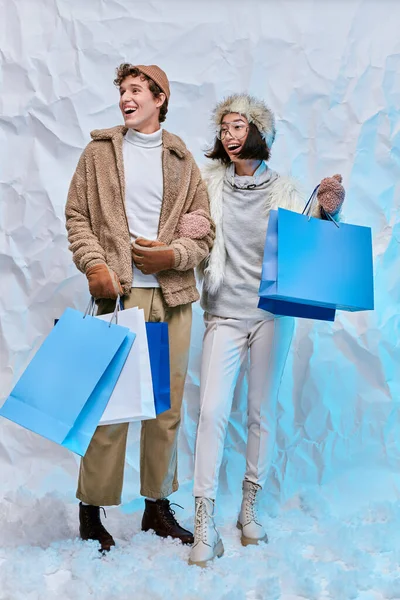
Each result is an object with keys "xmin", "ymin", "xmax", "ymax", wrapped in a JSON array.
[{"xmin": 219, "ymin": 113, "xmax": 249, "ymax": 161}]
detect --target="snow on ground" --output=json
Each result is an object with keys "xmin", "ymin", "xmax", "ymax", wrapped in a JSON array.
[{"xmin": 1, "ymin": 487, "xmax": 400, "ymax": 600}]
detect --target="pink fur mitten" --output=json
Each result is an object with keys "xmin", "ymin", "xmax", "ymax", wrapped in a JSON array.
[
  {"xmin": 317, "ymin": 174, "xmax": 345, "ymax": 215},
  {"xmin": 177, "ymin": 209, "xmax": 211, "ymax": 239}
]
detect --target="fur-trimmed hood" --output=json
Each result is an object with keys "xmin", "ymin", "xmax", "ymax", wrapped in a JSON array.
[
  {"xmin": 213, "ymin": 94, "xmax": 276, "ymax": 149},
  {"xmin": 199, "ymin": 161, "xmax": 316, "ymax": 294}
]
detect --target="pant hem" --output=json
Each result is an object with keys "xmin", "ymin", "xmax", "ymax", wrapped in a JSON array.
[
  {"xmin": 193, "ymin": 491, "xmax": 216, "ymax": 499},
  {"xmin": 76, "ymin": 491, "xmax": 121, "ymax": 507},
  {"xmin": 140, "ymin": 482, "xmax": 179, "ymax": 499},
  {"xmin": 243, "ymin": 476, "xmax": 263, "ymax": 488}
]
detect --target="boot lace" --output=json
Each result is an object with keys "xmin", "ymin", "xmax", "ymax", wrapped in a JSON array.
[
  {"xmin": 245, "ymin": 482, "xmax": 261, "ymax": 524},
  {"xmin": 82, "ymin": 506, "xmax": 111, "ymax": 538},
  {"xmin": 159, "ymin": 500, "xmax": 183, "ymax": 528},
  {"xmin": 195, "ymin": 498, "xmax": 212, "ymax": 544}
]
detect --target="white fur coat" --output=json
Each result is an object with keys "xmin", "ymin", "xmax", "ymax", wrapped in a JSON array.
[{"xmin": 199, "ymin": 161, "xmax": 319, "ymax": 294}]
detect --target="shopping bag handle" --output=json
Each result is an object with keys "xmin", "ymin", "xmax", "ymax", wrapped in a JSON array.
[
  {"xmin": 83, "ymin": 296, "xmax": 121, "ymax": 326},
  {"xmin": 302, "ymin": 184, "xmax": 340, "ymax": 228},
  {"xmin": 83, "ymin": 297, "xmax": 97, "ymax": 318},
  {"xmin": 302, "ymin": 184, "xmax": 320, "ymax": 216}
]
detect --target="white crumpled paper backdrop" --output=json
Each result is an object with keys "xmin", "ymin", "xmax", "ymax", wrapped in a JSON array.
[{"xmin": 1, "ymin": 2, "xmax": 400, "ymax": 594}]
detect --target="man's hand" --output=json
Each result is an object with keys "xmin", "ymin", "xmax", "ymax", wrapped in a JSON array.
[
  {"xmin": 86, "ymin": 264, "xmax": 123, "ymax": 299},
  {"xmin": 135, "ymin": 237, "xmax": 166, "ymax": 248},
  {"xmin": 132, "ymin": 238, "xmax": 175, "ymax": 275}
]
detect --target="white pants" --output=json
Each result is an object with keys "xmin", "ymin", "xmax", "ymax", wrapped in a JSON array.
[{"xmin": 193, "ymin": 314, "xmax": 295, "ymax": 499}]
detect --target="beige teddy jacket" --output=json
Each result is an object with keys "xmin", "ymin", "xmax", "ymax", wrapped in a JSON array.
[{"xmin": 65, "ymin": 126, "xmax": 214, "ymax": 307}]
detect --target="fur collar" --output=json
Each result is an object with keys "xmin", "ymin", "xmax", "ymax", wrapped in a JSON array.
[{"xmin": 213, "ymin": 94, "xmax": 276, "ymax": 149}]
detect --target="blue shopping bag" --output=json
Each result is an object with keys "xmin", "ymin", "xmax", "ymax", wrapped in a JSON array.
[
  {"xmin": 258, "ymin": 193, "xmax": 374, "ymax": 321},
  {"xmin": 0, "ymin": 306, "xmax": 135, "ymax": 456},
  {"xmin": 145, "ymin": 322, "xmax": 171, "ymax": 415}
]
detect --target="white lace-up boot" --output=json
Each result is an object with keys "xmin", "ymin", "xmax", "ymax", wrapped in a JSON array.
[
  {"xmin": 188, "ymin": 497, "xmax": 224, "ymax": 567},
  {"xmin": 237, "ymin": 480, "xmax": 268, "ymax": 546}
]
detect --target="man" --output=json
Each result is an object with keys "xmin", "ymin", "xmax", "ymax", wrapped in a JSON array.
[{"xmin": 65, "ymin": 63, "xmax": 214, "ymax": 551}]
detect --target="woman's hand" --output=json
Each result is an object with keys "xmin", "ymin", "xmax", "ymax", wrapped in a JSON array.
[{"xmin": 317, "ymin": 174, "xmax": 345, "ymax": 215}]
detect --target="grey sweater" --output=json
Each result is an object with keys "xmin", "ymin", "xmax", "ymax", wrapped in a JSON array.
[{"xmin": 201, "ymin": 162, "xmax": 279, "ymax": 320}]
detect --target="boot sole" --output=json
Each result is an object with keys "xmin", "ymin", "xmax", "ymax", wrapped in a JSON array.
[
  {"xmin": 188, "ymin": 539, "xmax": 224, "ymax": 567},
  {"xmin": 79, "ymin": 532, "xmax": 115, "ymax": 552},
  {"xmin": 142, "ymin": 527, "xmax": 193, "ymax": 545},
  {"xmin": 236, "ymin": 521, "xmax": 268, "ymax": 546}
]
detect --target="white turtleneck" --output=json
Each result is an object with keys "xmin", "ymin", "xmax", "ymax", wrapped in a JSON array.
[{"xmin": 123, "ymin": 127, "xmax": 163, "ymax": 288}]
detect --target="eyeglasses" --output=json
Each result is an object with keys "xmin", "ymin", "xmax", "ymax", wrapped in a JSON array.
[{"xmin": 217, "ymin": 122, "xmax": 249, "ymax": 141}]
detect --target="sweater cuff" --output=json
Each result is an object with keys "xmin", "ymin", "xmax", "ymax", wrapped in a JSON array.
[
  {"xmin": 173, "ymin": 246, "xmax": 182, "ymax": 269},
  {"xmin": 83, "ymin": 257, "xmax": 107, "ymax": 274}
]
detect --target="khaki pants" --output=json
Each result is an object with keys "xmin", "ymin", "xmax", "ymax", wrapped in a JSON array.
[{"xmin": 76, "ymin": 288, "xmax": 192, "ymax": 506}]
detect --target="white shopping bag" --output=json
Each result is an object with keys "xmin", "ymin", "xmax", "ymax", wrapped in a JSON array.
[{"xmin": 97, "ymin": 307, "xmax": 156, "ymax": 425}]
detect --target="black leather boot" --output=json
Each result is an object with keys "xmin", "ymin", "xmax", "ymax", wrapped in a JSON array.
[
  {"xmin": 141, "ymin": 499, "xmax": 194, "ymax": 545},
  {"xmin": 79, "ymin": 503, "xmax": 115, "ymax": 552}
]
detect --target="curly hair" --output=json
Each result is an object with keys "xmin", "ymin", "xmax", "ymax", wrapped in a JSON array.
[{"xmin": 114, "ymin": 64, "xmax": 168, "ymax": 123}]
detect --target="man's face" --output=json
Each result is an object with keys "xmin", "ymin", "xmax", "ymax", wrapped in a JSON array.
[{"xmin": 119, "ymin": 75, "xmax": 165, "ymax": 133}]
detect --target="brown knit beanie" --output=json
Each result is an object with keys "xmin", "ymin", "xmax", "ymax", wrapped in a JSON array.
[{"xmin": 135, "ymin": 65, "xmax": 170, "ymax": 101}]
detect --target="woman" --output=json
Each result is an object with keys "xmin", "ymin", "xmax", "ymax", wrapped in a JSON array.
[{"xmin": 188, "ymin": 94, "xmax": 345, "ymax": 567}]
